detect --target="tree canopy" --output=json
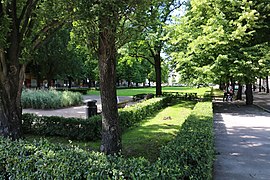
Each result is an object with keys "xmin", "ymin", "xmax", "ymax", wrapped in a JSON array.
[{"xmin": 168, "ymin": 0, "xmax": 270, "ymax": 104}]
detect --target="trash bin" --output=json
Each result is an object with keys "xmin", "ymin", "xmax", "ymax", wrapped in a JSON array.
[{"xmin": 86, "ymin": 100, "xmax": 97, "ymax": 118}]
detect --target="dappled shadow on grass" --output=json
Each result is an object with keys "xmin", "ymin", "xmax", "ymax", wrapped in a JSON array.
[
  {"xmin": 122, "ymin": 101, "xmax": 196, "ymax": 162},
  {"xmin": 122, "ymin": 124, "xmax": 181, "ymax": 162}
]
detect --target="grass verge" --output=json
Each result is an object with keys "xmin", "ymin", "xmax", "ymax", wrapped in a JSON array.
[
  {"xmin": 159, "ymin": 101, "xmax": 214, "ymax": 179},
  {"xmin": 87, "ymin": 86, "xmax": 211, "ymax": 96},
  {"xmin": 122, "ymin": 101, "xmax": 196, "ymax": 162}
]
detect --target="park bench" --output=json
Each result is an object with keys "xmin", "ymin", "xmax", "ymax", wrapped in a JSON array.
[
  {"xmin": 211, "ymin": 95, "xmax": 223, "ymax": 101},
  {"xmin": 117, "ymin": 100, "xmax": 129, "ymax": 108}
]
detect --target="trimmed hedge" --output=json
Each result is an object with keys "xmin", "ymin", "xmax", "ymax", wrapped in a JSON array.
[
  {"xmin": 118, "ymin": 97, "xmax": 167, "ymax": 130},
  {"xmin": 0, "ymin": 138, "xmax": 152, "ymax": 179},
  {"xmin": 22, "ymin": 97, "xmax": 168, "ymax": 140},
  {"xmin": 162, "ymin": 92, "xmax": 198, "ymax": 101},
  {"xmin": 158, "ymin": 101, "xmax": 214, "ymax": 179},
  {"xmin": 21, "ymin": 89, "xmax": 83, "ymax": 109},
  {"xmin": 22, "ymin": 114, "xmax": 102, "ymax": 141},
  {"xmin": 1, "ymin": 101, "xmax": 214, "ymax": 179}
]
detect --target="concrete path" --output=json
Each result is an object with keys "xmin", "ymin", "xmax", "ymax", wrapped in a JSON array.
[
  {"xmin": 23, "ymin": 95, "xmax": 133, "ymax": 119},
  {"xmin": 213, "ymin": 100, "xmax": 270, "ymax": 179}
]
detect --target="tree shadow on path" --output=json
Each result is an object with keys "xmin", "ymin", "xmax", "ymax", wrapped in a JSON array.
[{"xmin": 213, "ymin": 101, "xmax": 270, "ymax": 180}]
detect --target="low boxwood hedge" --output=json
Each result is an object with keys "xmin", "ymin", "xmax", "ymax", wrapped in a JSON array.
[
  {"xmin": 1, "ymin": 101, "xmax": 214, "ymax": 179},
  {"xmin": 22, "ymin": 114, "xmax": 102, "ymax": 141},
  {"xmin": 22, "ymin": 97, "xmax": 168, "ymax": 140}
]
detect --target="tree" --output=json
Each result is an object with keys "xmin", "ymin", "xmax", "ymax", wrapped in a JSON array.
[
  {"xmin": 117, "ymin": 47, "xmax": 154, "ymax": 87},
  {"xmin": 168, "ymin": 0, "xmax": 270, "ymax": 105},
  {"xmin": 32, "ymin": 28, "xmax": 85, "ymax": 88},
  {"xmin": 0, "ymin": 0, "xmax": 70, "ymax": 139},
  {"xmin": 74, "ymin": 0, "xmax": 156, "ymax": 155},
  {"xmin": 126, "ymin": 0, "xmax": 185, "ymax": 96},
  {"xmin": 96, "ymin": 1, "xmax": 121, "ymax": 154},
  {"xmin": 68, "ymin": 17, "xmax": 100, "ymax": 87}
]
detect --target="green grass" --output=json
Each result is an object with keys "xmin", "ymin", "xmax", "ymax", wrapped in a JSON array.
[
  {"xmin": 25, "ymin": 100, "xmax": 196, "ymax": 162},
  {"xmin": 88, "ymin": 86, "xmax": 211, "ymax": 96},
  {"xmin": 121, "ymin": 101, "xmax": 196, "ymax": 162}
]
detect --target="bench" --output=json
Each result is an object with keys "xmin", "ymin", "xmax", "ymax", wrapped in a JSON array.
[{"xmin": 117, "ymin": 100, "xmax": 130, "ymax": 108}]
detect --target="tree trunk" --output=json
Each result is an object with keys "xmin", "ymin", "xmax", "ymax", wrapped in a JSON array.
[
  {"xmin": 154, "ymin": 53, "xmax": 162, "ymax": 96},
  {"xmin": 98, "ymin": 10, "xmax": 121, "ymax": 155},
  {"xmin": 236, "ymin": 84, "xmax": 242, "ymax": 100},
  {"xmin": 47, "ymin": 76, "xmax": 53, "ymax": 88},
  {"xmin": 259, "ymin": 78, "xmax": 261, "ymax": 92},
  {"xmin": 219, "ymin": 80, "xmax": 222, "ymax": 90},
  {"xmin": 266, "ymin": 76, "xmax": 269, "ymax": 93},
  {"xmin": 0, "ymin": 49, "xmax": 25, "ymax": 139},
  {"xmin": 245, "ymin": 84, "xmax": 253, "ymax": 105}
]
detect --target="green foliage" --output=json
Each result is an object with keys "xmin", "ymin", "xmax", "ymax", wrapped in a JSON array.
[
  {"xmin": 31, "ymin": 28, "xmax": 87, "ymax": 83},
  {"xmin": 0, "ymin": 14, "xmax": 11, "ymax": 47},
  {"xmin": 0, "ymin": 137, "xmax": 152, "ymax": 179},
  {"xmin": 22, "ymin": 114, "xmax": 102, "ymax": 141},
  {"xmin": 21, "ymin": 89, "xmax": 83, "ymax": 109},
  {"xmin": 2, "ymin": 102, "xmax": 214, "ymax": 179},
  {"xmin": 169, "ymin": 0, "xmax": 270, "ymax": 85}
]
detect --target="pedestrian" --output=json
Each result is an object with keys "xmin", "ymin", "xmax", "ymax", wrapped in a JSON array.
[
  {"xmin": 227, "ymin": 84, "xmax": 233, "ymax": 101},
  {"xmin": 223, "ymin": 88, "xmax": 227, "ymax": 102}
]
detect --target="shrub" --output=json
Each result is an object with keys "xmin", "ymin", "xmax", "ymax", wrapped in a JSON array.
[
  {"xmin": 21, "ymin": 89, "xmax": 83, "ymax": 109},
  {"xmin": 0, "ymin": 138, "xmax": 153, "ymax": 179},
  {"xmin": 119, "ymin": 97, "xmax": 167, "ymax": 131},
  {"xmin": 162, "ymin": 92, "xmax": 199, "ymax": 101},
  {"xmin": 1, "ymin": 101, "xmax": 214, "ymax": 179},
  {"xmin": 22, "ymin": 114, "xmax": 102, "ymax": 141}
]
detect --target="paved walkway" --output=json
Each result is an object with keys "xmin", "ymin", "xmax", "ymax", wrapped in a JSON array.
[{"xmin": 213, "ymin": 92, "xmax": 270, "ymax": 179}]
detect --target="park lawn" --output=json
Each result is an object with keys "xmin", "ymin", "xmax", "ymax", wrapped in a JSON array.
[
  {"xmin": 121, "ymin": 100, "xmax": 196, "ymax": 162},
  {"xmin": 25, "ymin": 100, "xmax": 196, "ymax": 162},
  {"xmin": 87, "ymin": 86, "xmax": 211, "ymax": 96}
]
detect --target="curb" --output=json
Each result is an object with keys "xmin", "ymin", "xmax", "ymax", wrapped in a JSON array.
[{"xmin": 253, "ymin": 103, "xmax": 270, "ymax": 113}]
